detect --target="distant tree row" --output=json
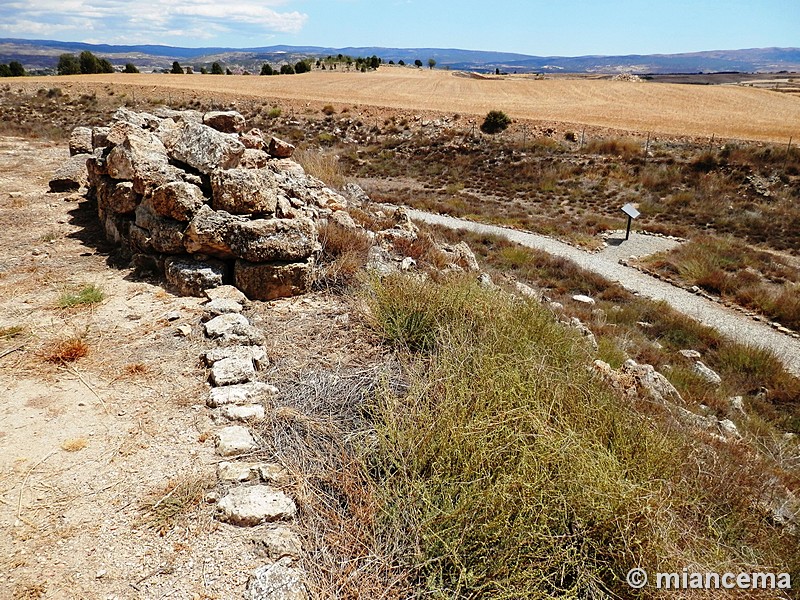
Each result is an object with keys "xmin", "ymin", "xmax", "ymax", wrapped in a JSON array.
[
  {"xmin": 57, "ymin": 51, "xmax": 114, "ymax": 75},
  {"xmin": 0, "ymin": 61, "xmax": 25, "ymax": 77},
  {"xmin": 259, "ymin": 60, "xmax": 311, "ymax": 76}
]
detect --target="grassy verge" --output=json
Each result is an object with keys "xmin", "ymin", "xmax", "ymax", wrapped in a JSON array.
[
  {"xmin": 639, "ymin": 236, "xmax": 800, "ymax": 330},
  {"xmin": 364, "ymin": 274, "xmax": 799, "ymax": 597}
]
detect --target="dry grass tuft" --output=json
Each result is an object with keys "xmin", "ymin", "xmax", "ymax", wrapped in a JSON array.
[
  {"xmin": 124, "ymin": 362, "xmax": 149, "ymax": 376},
  {"xmin": 60, "ymin": 437, "xmax": 87, "ymax": 452},
  {"xmin": 294, "ymin": 147, "xmax": 347, "ymax": 189},
  {"xmin": 316, "ymin": 222, "xmax": 373, "ymax": 291},
  {"xmin": 12, "ymin": 583, "xmax": 45, "ymax": 600},
  {"xmin": 0, "ymin": 325, "xmax": 25, "ymax": 339},
  {"xmin": 139, "ymin": 475, "xmax": 214, "ymax": 535},
  {"xmin": 43, "ymin": 337, "xmax": 89, "ymax": 364}
]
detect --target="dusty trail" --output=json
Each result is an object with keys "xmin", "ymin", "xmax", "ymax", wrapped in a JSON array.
[{"xmin": 409, "ymin": 209, "xmax": 800, "ymax": 377}]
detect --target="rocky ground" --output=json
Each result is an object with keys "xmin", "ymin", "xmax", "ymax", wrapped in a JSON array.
[{"xmin": 0, "ymin": 136, "xmax": 381, "ymax": 599}]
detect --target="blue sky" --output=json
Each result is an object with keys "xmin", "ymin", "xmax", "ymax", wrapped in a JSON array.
[{"xmin": 0, "ymin": 0, "xmax": 796, "ymax": 55}]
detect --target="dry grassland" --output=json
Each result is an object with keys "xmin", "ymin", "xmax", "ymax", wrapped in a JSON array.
[{"xmin": 15, "ymin": 68, "xmax": 800, "ymax": 142}]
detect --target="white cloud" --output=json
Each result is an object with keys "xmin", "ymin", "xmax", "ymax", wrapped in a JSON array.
[{"xmin": 0, "ymin": 0, "xmax": 308, "ymax": 43}]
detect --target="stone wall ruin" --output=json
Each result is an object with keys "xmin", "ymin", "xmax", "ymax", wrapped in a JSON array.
[{"xmin": 59, "ymin": 107, "xmax": 355, "ymax": 300}]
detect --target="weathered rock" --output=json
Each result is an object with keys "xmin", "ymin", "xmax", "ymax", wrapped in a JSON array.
[
  {"xmin": 205, "ymin": 284, "xmax": 248, "ymax": 305},
  {"xmin": 241, "ymin": 129, "xmax": 266, "ymax": 150},
  {"xmin": 342, "ymin": 182, "xmax": 370, "ymax": 206},
  {"xmin": 203, "ymin": 110, "xmax": 246, "ymax": 133},
  {"xmin": 211, "ymin": 168, "xmax": 278, "ymax": 215},
  {"xmin": 330, "ymin": 210, "xmax": 357, "ymax": 230},
  {"xmin": 217, "ymin": 461, "xmax": 260, "ymax": 482},
  {"xmin": 257, "ymin": 463, "xmax": 292, "ymax": 486},
  {"xmin": 622, "ymin": 359, "xmax": 684, "ymax": 404},
  {"xmin": 164, "ymin": 256, "xmax": 227, "ymax": 297},
  {"xmin": 366, "ymin": 246, "xmax": 397, "ymax": 276},
  {"xmin": 572, "ymin": 294, "xmax": 596, "ymax": 305},
  {"xmin": 693, "ymin": 361, "xmax": 722, "ymax": 386},
  {"xmin": 112, "ymin": 107, "xmax": 160, "ymax": 130},
  {"xmin": 569, "ymin": 317, "xmax": 598, "ymax": 351},
  {"xmin": 400, "ymin": 257, "xmax": 417, "ymax": 271},
  {"xmin": 205, "ymin": 345, "xmax": 268, "ymax": 370},
  {"xmin": 49, "ymin": 153, "xmax": 91, "ymax": 192},
  {"xmin": 92, "ymin": 126, "xmax": 110, "ymax": 149},
  {"xmin": 718, "ymin": 418, "xmax": 740, "ymax": 438},
  {"xmin": 184, "ymin": 205, "xmax": 243, "ymax": 258},
  {"xmin": 211, "ymin": 356, "xmax": 256, "ymax": 386},
  {"xmin": 679, "ymin": 349, "xmax": 702, "ymax": 359},
  {"xmin": 208, "ymin": 382, "xmax": 278, "ymax": 408},
  {"xmin": 514, "ymin": 281, "xmax": 541, "ymax": 300},
  {"xmin": 205, "ymin": 298, "xmax": 244, "ymax": 316},
  {"xmin": 215, "ymin": 425, "xmax": 257, "ymax": 456},
  {"xmin": 105, "ymin": 121, "xmax": 143, "ymax": 147},
  {"xmin": 107, "ymin": 133, "xmax": 181, "ymax": 195},
  {"xmin": 240, "ymin": 149, "xmax": 272, "ymax": 169},
  {"xmin": 246, "ymin": 558, "xmax": 307, "ymax": 600},
  {"xmin": 164, "ymin": 118, "xmax": 245, "ymax": 174},
  {"xmin": 217, "ymin": 485, "xmax": 296, "ymax": 526},
  {"xmin": 268, "ymin": 137, "xmax": 295, "ymax": 159},
  {"xmin": 96, "ymin": 178, "xmax": 139, "ymax": 215},
  {"xmin": 135, "ymin": 200, "xmax": 186, "ymax": 253},
  {"xmin": 204, "ymin": 313, "xmax": 265, "ymax": 345},
  {"xmin": 227, "ymin": 218, "xmax": 317, "ymax": 262},
  {"xmin": 149, "ymin": 181, "xmax": 206, "ymax": 222},
  {"xmin": 69, "ymin": 127, "xmax": 93, "ymax": 156},
  {"xmin": 235, "ymin": 258, "xmax": 314, "ymax": 301},
  {"xmin": 253, "ymin": 525, "xmax": 303, "ymax": 561},
  {"xmin": 447, "ymin": 241, "xmax": 480, "ymax": 272},
  {"xmin": 222, "ymin": 404, "xmax": 266, "ymax": 422}
]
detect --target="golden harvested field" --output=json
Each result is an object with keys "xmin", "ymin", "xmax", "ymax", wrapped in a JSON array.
[{"xmin": 15, "ymin": 67, "xmax": 800, "ymax": 142}]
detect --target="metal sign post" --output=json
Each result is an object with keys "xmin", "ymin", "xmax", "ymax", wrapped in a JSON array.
[{"xmin": 621, "ymin": 203, "xmax": 640, "ymax": 241}]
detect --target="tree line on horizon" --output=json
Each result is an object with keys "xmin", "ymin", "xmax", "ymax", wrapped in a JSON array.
[{"xmin": 4, "ymin": 50, "xmax": 441, "ymax": 77}]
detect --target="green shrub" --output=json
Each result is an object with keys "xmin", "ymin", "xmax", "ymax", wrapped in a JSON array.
[
  {"xmin": 123, "ymin": 62, "xmax": 139, "ymax": 74},
  {"xmin": 480, "ymin": 110, "xmax": 511, "ymax": 134}
]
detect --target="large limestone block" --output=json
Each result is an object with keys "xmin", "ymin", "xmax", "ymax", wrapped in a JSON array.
[
  {"xmin": 69, "ymin": 126, "xmax": 93, "ymax": 156},
  {"xmin": 227, "ymin": 218, "xmax": 317, "ymax": 263},
  {"xmin": 49, "ymin": 153, "xmax": 91, "ymax": 192},
  {"xmin": 106, "ymin": 132, "xmax": 183, "ymax": 195},
  {"xmin": 149, "ymin": 181, "xmax": 206, "ymax": 222},
  {"xmin": 163, "ymin": 118, "xmax": 244, "ymax": 174},
  {"xmin": 95, "ymin": 177, "xmax": 139, "ymax": 215},
  {"xmin": 203, "ymin": 110, "xmax": 246, "ymax": 133},
  {"xmin": 235, "ymin": 258, "xmax": 314, "ymax": 301},
  {"xmin": 134, "ymin": 200, "xmax": 186, "ymax": 254},
  {"xmin": 211, "ymin": 168, "xmax": 278, "ymax": 215},
  {"xmin": 184, "ymin": 204, "xmax": 243, "ymax": 259},
  {"xmin": 164, "ymin": 256, "xmax": 227, "ymax": 297},
  {"xmin": 215, "ymin": 425, "xmax": 257, "ymax": 456}
]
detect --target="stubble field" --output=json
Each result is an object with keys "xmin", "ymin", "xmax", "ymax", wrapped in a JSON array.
[{"xmin": 13, "ymin": 67, "xmax": 800, "ymax": 143}]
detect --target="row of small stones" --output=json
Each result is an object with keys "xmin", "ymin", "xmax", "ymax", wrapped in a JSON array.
[
  {"xmin": 193, "ymin": 287, "xmax": 309, "ymax": 599},
  {"xmin": 619, "ymin": 259, "xmax": 800, "ymax": 339}
]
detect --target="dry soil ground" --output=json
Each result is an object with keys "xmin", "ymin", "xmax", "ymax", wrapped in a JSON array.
[
  {"xmin": 0, "ymin": 138, "xmax": 375, "ymax": 599},
  {"xmin": 12, "ymin": 67, "xmax": 800, "ymax": 143}
]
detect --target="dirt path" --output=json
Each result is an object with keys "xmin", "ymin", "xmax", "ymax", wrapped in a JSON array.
[{"xmin": 408, "ymin": 209, "xmax": 800, "ymax": 377}]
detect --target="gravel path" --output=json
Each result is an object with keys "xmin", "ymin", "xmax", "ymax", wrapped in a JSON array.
[{"xmin": 409, "ymin": 209, "xmax": 800, "ymax": 376}]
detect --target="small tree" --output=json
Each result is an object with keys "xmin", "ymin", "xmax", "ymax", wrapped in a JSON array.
[
  {"xmin": 225, "ymin": 68, "xmax": 233, "ymax": 75},
  {"xmin": 124, "ymin": 62, "xmax": 140, "ymax": 74},
  {"xmin": 294, "ymin": 60, "xmax": 310, "ymax": 74},
  {"xmin": 0, "ymin": 64, "xmax": 11, "ymax": 77},
  {"xmin": 9, "ymin": 61, "xmax": 25, "ymax": 77},
  {"xmin": 98, "ymin": 58, "xmax": 114, "ymax": 73},
  {"xmin": 200, "ymin": 66, "xmax": 208, "ymax": 74},
  {"xmin": 398, "ymin": 60, "xmax": 405, "ymax": 66},
  {"xmin": 185, "ymin": 66, "xmax": 194, "ymax": 74},
  {"xmin": 57, "ymin": 53, "xmax": 81, "ymax": 75},
  {"xmin": 370, "ymin": 55, "xmax": 379, "ymax": 70},
  {"xmin": 79, "ymin": 51, "xmax": 100, "ymax": 74},
  {"xmin": 428, "ymin": 58, "xmax": 436, "ymax": 70},
  {"xmin": 211, "ymin": 62, "xmax": 224, "ymax": 75},
  {"xmin": 171, "ymin": 61, "xmax": 184, "ymax": 74},
  {"xmin": 414, "ymin": 59, "xmax": 423, "ymax": 68},
  {"xmin": 280, "ymin": 64, "xmax": 295, "ymax": 75},
  {"xmin": 480, "ymin": 110, "xmax": 511, "ymax": 134},
  {"xmin": 260, "ymin": 63, "xmax": 274, "ymax": 76}
]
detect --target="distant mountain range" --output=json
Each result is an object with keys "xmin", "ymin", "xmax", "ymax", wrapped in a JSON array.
[{"xmin": 1, "ymin": 38, "xmax": 799, "ymax": 75}]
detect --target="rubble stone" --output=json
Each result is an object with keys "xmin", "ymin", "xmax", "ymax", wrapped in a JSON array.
[
  {"xmin": 208, "ymin": 382, "xmax": 279, "ymax": 408},
  {"xmin": 203, "ymin": 110, "xmax": 246, "ymax": 134},
  {"xmin": 165, "ymin": 256, "xmax": 227, "ymax": 297},
  {"xmin": 163, "ymin": 118, "xmax": 245, "ymax": 174},
  {"xmin": 50, "ymin": 153, "xmax": 91, "ymax": 192},
  {"xmin": 217, "ymin": 486, "xmax": 296, "ymax": 526},
  {"xmin": 69, "ymin": 127, "xmax": 93, "ymax": 156},
  {"xmin": 215, "ymin": 425, "xmax": 257, "ymax": 456},
  {"xmin": 235, "ymin": 258, "xmax": 314, "ymax": 301},
  {"xmin": 211, "ymin": 168, "xmax": 278, "ymax": 215}
]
